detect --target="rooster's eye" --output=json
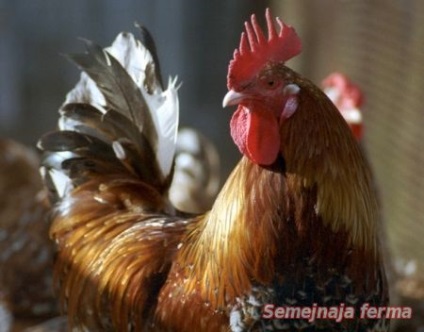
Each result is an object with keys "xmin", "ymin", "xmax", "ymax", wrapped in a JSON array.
[
  {"xmin": 264, "ymin": 79, "xmax": 280, "ymax": 90},
  {"xmin": 260, "ymin": 75, "xmax": 281, "ymax": 90}
]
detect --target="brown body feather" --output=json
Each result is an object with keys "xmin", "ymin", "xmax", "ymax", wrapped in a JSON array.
[{"xmin": 50, "ymin": 176, "xmax": 187, "ymax": 330}]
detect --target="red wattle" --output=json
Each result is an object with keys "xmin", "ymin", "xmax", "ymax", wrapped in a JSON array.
[
  {"xmin": 230, "ymin": 106, "xmax": 248, "ymax": 156},
  {"xmin": 230, "ymin": 105, "xmax": 280, "ymax": 165}
]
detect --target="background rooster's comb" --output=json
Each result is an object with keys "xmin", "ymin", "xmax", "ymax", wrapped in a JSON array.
[
  {"xmin": 227, "ymin": 8, "xmax": 302, "ymax": 89},
  {"xmin": 322, "ymin": 72, "xmax": 364, "ymax": 109}
]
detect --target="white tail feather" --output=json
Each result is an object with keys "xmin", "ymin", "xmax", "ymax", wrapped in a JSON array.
[
  {"xmin": 64, "ymin": 32, "xmax": 179, "ymax": 178},
  {"xmin": 65, "ymin": 71, "xmax": 106, "ymax": 107},
  {"xmin": 142, "ymin": 76, "xmax": 179, "ymax": 180},
  {"xmin": 41, "ymin": 167, "xmax": 73, "ymax": 198}
]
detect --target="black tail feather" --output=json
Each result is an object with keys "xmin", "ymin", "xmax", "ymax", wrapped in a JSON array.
[
  {"xmin": 135, "ymin": 24, "xmax": 164, "ymax": 89},
  {"xmin": 65, "ymin": 39, "xmax": 158, "ymax": 148}
]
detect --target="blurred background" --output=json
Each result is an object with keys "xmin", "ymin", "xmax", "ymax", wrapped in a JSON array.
[{"xmin": 0, "ymin": 0, "xmax": 423, "ymax": 330}]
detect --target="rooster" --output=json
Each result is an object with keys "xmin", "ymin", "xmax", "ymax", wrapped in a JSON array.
[
  {"xmin": 39, "ymin": 9, "xmax": 388, "ymax": 332},
  {"xmin": 0, "ymin": 139, "xmax": 58, "ymax": 331},
  {"xmin": 321, "ymin": 72, "xmax": 364, "ymax": 141}
]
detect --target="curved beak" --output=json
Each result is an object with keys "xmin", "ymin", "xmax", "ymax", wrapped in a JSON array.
[{"xmin": 222, "ymin": 89, "xmax": 247, "ymax": 108}]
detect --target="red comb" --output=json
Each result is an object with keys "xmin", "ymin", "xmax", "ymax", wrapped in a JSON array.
[{"xmin": 227, "ymin": 8, "xmax": 302, "ymax": 89}]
